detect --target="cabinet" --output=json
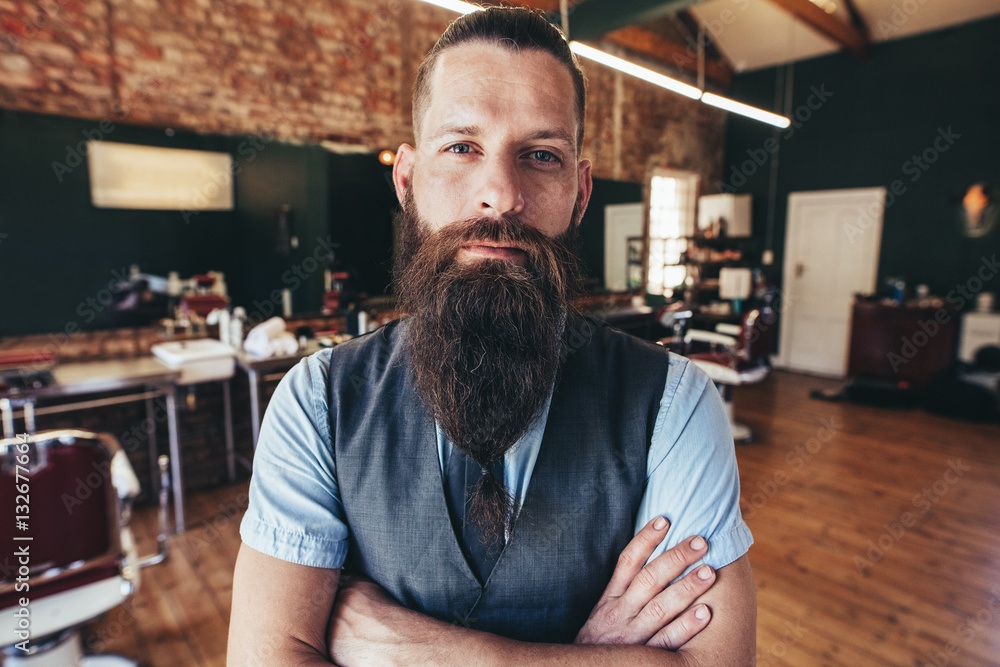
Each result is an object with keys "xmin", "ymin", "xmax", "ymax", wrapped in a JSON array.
[{"xmin": 847, "ymin": 300, "xmax": 957, "ymax": 390}]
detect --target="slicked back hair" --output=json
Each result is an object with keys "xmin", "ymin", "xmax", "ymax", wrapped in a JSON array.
[{"xmin": 412, "ymin": 6, "xmax": 587, "ymax": 151}]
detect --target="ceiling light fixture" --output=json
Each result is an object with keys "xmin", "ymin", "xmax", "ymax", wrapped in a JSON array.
[
  {"xmin": 701, "ymin": 92, "xmax": 792, "ymax": 128},
  {"xmin": 569, "ymin": 41, "xmax": 702, "ymax": 100},
  {"xmin": 411, "ymin": 0, "xmax": 791, "ymax": 128},
  {"xmin": 417, "ymin": 0, "xmax": 480, "ymax": 14}
]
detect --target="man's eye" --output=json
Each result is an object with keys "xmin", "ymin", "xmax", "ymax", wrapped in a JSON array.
[
  {"xmin": 447, "ymin": 144, "xmax": 472, "ymax": 154},
  {"xmin": 529, "ymin": 150, "xmax": 558, "ymax": 163}
]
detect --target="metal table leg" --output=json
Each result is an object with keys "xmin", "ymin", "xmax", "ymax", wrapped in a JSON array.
[
  {"xmin": 223, "ymin": 378, "xmax": 235, "ymax": 482},
  {"xmin": 22, "ymin": 401, "xmax": 35, "ymax": 435},
  {"xmin": 1, "ymin": 399, "xmax": 14, "ymax": 438},
  {"xmin": 145, "ymin": 395, "xmax": 159, "ymax": 494},
  {"xmin": 248, "ymin": 368, "xmax": 261, "ymax": 449},
  {"xmin": 165, "ymin": 387, "xmax": 185, "ymax": 532}
]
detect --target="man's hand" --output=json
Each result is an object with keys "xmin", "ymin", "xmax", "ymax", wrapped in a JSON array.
[
  {"xmin": 328, "ymin": 573, "xmax": 419, "ymax": 667},
  {"xmin": 575, "ymin": 516, "xmax": 715, "ymax": 649}
]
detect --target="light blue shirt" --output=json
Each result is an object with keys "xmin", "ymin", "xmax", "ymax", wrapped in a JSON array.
[{"xmin": 241, "ymin": 347, "xmax": 753, "ymax": 576}]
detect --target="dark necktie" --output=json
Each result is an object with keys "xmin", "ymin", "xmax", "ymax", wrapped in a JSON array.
[{"xmin": 443, "ymin": 447, "xmax": 506, "ymax": 584}]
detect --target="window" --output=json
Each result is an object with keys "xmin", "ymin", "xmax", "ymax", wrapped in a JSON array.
[{"xmin": 646, "ymin": 169, "xmax": 699, "ymax": 296}]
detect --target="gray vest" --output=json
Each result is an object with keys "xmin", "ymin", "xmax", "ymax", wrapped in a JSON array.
[{"xmin": 330, "ymin": 317, "xmax": 670, "ymax": 642}]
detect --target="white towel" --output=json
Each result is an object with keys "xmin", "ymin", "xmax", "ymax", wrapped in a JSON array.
[{"xmin": 244, "ymin": 317, "xmax": 297, "ymax": 358}]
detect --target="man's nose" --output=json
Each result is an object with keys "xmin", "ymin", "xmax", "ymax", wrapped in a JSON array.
[{"xmin": 476, "ymin": 155, "xmax": 525, "ymax": 218}]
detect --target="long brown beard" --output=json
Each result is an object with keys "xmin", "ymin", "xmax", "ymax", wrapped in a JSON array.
[{"xmin": 394, "ymin": 189, "xmax": 582, "ymax": 546}]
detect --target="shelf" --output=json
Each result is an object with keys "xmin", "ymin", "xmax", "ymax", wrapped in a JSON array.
[
  {"xmin": 683, "ymin": 259, "xmax": 744, "ymax": 266},
  {"xmin": 682, "ymin": 235, "xmax": 752, "ymax": 245}
]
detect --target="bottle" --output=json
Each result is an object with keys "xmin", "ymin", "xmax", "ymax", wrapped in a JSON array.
[
  {"xmin": 230, "ymin": 307, "xmax": 246, "ymax": 350},
  {"xmin": 218, "ymin": 308, "xmax": 231, "ymax": 347}
]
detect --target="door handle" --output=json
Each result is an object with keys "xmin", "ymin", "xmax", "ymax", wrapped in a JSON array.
[{"xmin": 795, "ymin": 262, "xmax": 805, "ymax": 278}]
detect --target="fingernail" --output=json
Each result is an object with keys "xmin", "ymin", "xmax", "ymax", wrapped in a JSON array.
[
  {"xmin": 653, "ymin": 516, "xmax": 667, "ymax": 530},
  {"xmin": 691, "ymin": 536, "xmax": 707, "ymax": 551},
  {"xmin": 698, "ymin": 565, "xmax": 713, "ymax": 580},
  {"xmin": 695, "ymin": 605, "xmax": 710, "ymax": 620}
]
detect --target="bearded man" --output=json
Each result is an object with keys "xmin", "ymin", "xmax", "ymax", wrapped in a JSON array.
[{"xmin": 229, "ymin": 7, "xmax": 755, "ymax": 665}]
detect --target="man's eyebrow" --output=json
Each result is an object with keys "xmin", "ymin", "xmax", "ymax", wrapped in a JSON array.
[
  {"xmin": 428, "ymin": 124, "xmax": 576, "ymax": 151},
  {"xmin": 524, "ymin": 128, "xmax": 576, "ymax": 149},
  {"xmin": 429, "ymin": 124, "xmax": 482, "ymax": 142}
]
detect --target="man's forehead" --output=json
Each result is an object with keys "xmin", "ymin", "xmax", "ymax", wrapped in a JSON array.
[{"xmin": 421, "ymin": 42, "xmax": 578, "ymax": 143}]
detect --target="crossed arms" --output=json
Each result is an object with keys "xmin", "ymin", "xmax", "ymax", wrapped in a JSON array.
[{"xmin": 227, "ymin": 517, "xmax": 756, "ymax": 666}]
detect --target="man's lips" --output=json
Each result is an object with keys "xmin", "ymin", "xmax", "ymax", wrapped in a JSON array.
[{"xmin": 459, "ymin": 243, "xmax": 526, "ymax": 261}]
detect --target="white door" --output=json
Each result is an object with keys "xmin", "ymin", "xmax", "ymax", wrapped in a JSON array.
[
  {"xmin": 604, "ymin": 203, "xmax": 643, "ymax": 292},
  {"xmin": 777, "ymin": 187, "xmax": 886, "ymax": 377}
]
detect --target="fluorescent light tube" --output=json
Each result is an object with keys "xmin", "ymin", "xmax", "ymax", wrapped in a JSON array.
[
  {"xmin": 411, "ymin": 1, "xmax": 789, "ymax": 129},
  {"xmin": 701, "ymin": 92, "xmax": 791, "ymax": 128},
  {"xmin": 417, "ymin": 0, "xmax": 481, "ymax": 14},
  {"xmin": 570, "ymin": 41, "xmax": 702, "ymax": 100}
]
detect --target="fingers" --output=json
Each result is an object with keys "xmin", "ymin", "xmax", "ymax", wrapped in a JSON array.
[
  {"xmin": 631, "ymin": 562, "xmax": 715, "ymax": 636},
  {"xmin": 621, "ymin": 535, "xmax": 710, "ymax": 609},
  {"xmin": 646, "ymin": 603, "xmax": 712, "ymax": 650},
  {"xmin": 602, "ymin": 516, "xmax": 672, "ymax": 599}
]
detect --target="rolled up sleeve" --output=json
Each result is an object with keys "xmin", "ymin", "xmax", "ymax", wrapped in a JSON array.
[
  {"xmin": 240, "ymin": 348, "xmax": 350, "ymax": 569},
  {"xmin": 636, "ymin": 352, "xmax": 754, "ymax": 575}
]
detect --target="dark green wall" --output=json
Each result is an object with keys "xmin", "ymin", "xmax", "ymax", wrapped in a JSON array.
[
  {"xmin": 578, "ymin": 178, "xmax": 644, "ymax": 287},
  {"xmin": 721, "ymin": 15, "xmax": 1000, "ymax": 300},
  {"xmin": 0, "ymin": 111, "xmax": 344, "ymax": 336},
  {"xmin": 325, "ymin": 154, "xmax": 398, "ymax": 298},
  {"xmin": 230, "ymin": 140, "xmax": 329, "ymax": 326},
  {"xmin": 0, "ymin": 111, "xmax": 241, "ymax": 337}
]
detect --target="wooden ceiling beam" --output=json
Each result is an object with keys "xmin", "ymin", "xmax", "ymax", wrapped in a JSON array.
[
  {"xmin": 505, "ymin": 2, "xmax": 734, "ymax": 87},
  {"xmin": 604, "ymin": 26, "xmax": 734, "ymax": 86},
  {"xmin": 767, "ymin": 0, "xmax": 871, "ymax": 59}
]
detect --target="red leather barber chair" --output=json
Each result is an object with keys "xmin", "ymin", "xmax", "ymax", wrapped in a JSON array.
[
  {"xmin": 683, "ymin": 309, "xmax": 773, "ymax": 442},
  {"xmin": 0, "ymin": 431, "xmax": 170, "ymax": 666}
]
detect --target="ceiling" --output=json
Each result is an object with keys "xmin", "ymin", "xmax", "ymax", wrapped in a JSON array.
[{"xmin": 517, "ymin": 0, "xmax": 1000, "ymax": 85}]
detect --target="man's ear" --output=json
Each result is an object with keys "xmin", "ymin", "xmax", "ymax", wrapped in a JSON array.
[
  {"xmin": 392, "ymin": 144, "xmax": 415, "ymax": 205},
  {"xmin": 574, "ymin": 158, "xmax": 594, "ymax": 227}
]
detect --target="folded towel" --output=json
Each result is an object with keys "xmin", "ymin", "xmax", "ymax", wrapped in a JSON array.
[{"xmin": 244, "ymin": 317, "xmax": 298, "ymax": 358}]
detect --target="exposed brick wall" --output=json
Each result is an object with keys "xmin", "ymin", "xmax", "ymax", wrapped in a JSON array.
[{"xmin": 0, "ymin": 0, "xmax": 723, "ymax": 185}]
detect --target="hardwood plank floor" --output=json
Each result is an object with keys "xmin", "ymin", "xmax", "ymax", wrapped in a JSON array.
[
  {"xmin": 72, "ymin": 370, "xmax": 1000, "ymax": 666},
  {"xmin": 736, "ymin": 371, "xmax": 1000, "ymax": 667}
]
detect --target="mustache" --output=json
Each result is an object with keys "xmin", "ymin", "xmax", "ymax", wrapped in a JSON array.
[{"xmin": 404, "ymin": 216, "xmax": 580, "ymax": 302}]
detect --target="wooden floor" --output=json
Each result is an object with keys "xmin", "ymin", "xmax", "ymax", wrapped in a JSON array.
[{"xmin": 75, "ymin": 370, "xmax": 1000, "ymax": 666}]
